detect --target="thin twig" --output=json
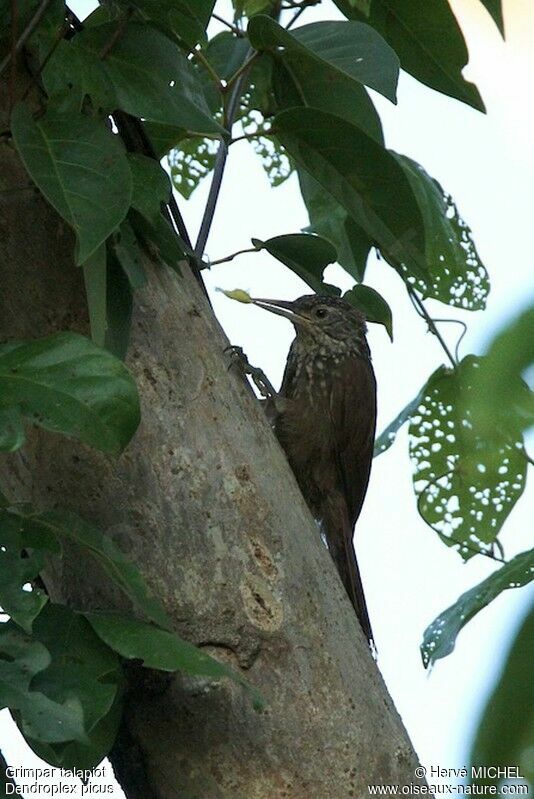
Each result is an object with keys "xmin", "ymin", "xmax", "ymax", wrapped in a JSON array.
[
  {"xmin": 230, "ymin": 129, "xmax": 269, "ymax": 145},
  {"xmin": 285, "ymin": 4, "xmax": 307, "ymax": 28},
  {"xmin": 191, "ymin": 47, "xmax": 224, "ymax": 91},
  {"xmin": 209, "ymin": 246, "xmax": 258, "ymax": 266},
  {"xmin": 408, "ymin": 287, "xmax": 457, "ymax": 369},
  {"xmin": 20, "ymin": 22, "xmax": 69, "ymax": 102},
  {"xmin": 0, "ymin": 0, "xmax": 53, "ymax": 77},
  {"xmin": 212, "ymin": 13, "xmax": 245, "ymax": 37},
  {"xmin": 194, "ymin": 47, "xmax": 256, "ymax": 258},
  {"xmin": 226, "ymin": 52, "xmax": 260, "ymax": 92}
]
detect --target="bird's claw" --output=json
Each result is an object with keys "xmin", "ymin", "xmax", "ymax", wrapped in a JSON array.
[{"xmin": 224, "ymin": 345, "xmax": 276, "ymax": 400}]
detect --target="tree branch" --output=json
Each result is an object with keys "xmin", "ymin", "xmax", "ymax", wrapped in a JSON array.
[
  {"xmin": 408, "ymin": 288, "xmax": 457, "ymax": 369},
  {"xmin": 0, "ymin": 0, "xmax": 53, "ymax": 76},
  {"xmin": 194, "ymin": 49, "xmax": 256, "ymax": 258}
]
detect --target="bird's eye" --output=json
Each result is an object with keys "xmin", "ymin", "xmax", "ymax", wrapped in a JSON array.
[{"xmin": 315, "ymin": 308, "xmax": 328, "ymax": 319}]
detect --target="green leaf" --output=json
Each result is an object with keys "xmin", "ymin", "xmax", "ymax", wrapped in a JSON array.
[
  {"xmin": 0, "ymin": 510, "xmax": 48, "ymax": 632},
  {"xmin": 477, "ymin": 0, "xmax": 504, "ymax": 37},
  {"xmin": 273, "ymin": 58, "xmax": 383, "ymax": 143},
  {"xmin": 143, "ymin": 121, "xmax": 186, "ymax": 159},
  {"xmin": 20, "ymin": 509, "xmax": 173, "ymax": 632},
  {"xmin": 333, "ymin": 0, "xmax": 485, "ymax": 112},
  {"xmin": 75, "ymin": 23, "xmax": 227, "ymax": 137},
  {"xmin": 105, "ymin": 251, "xmax": 133, "ymax": 360},
  {"xmin": 204, "ymin": 32, "xmax": 250, "ymax": 82},
  {"xmin": 128, "ymin": 153, "xmax": 171, "ymax": 222},
  {"xmin": 11, "ymin": 105, "xmax": 132, "ymax": 265},
  {"xmin": 0, "ymin": 332, "xmax": 140, "ymax": 456},
  {"xmin": 129, "ymin": 0, "xmax": 216, "ymax": 49},
  {"xmin": 0, "ymin": 625, "xmax": 86, "ymax": 744},
  {"xmin": 30, "ymin": 605, "xmax": 122, "ymax": 736},
  {"xmin": 85, "ymin": 612, "xmax": 264, "ymax": 708},
  {"xmin": 83, "ymin": 245, "xmax": 107, "ymax": 349},
  {"xmin": 248, "ymin": 16, "xmax": 399, "ymax": 103},
  {"xmin": 298, "ymin": 169, "xmax": 372, "ymax": 282},
  {"xmin": 467, "ymin": 305, "xmax": 534, "ymax": 439},
  {"xmin": 469, "ymin": 603, "xmax": 534, "ymax": 787},
  {"xmin": 42, "ymin": 40, "xmax": 115, "ymax": 113},
  {"xmin": 131, "ymin": 210, "xmax": 190, "ymax": 273},
  {"xmin": 112, "ymin": 221, "xmax": 147, "ymax": 290},
  {"xmin": 0, "ymin": 407, "xmax": 25, "ymax": 452},
  {"xmin": 392, "ymin": 154, "xmax": 489, "ymax": 309},
  {"xmin": 421, "ymin": 549, "xmax": 534, "ymax": 668},
  {"xmin": 343, "ymin": 285, "xmax": 393, "ymax": 340},
  {"xmin": 25, "ymin": 693, "xmax": 123, "ymax": 772},
  {"xmin": 373, "ymin": 388, "xmax": 426, "ymax": 457},
  {"xmin": 409, "ymin": 357, "xmax": 528, "ymax": 560},
  {"xmin": 253, "ymin": 234, "xmax": 339, "ymax": 295},
  {"xmin": 274, "ymin": 108, "xmax": 427, "ymax": 282}
]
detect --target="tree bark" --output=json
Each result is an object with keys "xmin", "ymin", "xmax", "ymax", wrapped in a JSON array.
[{"xmin": 0, "ymin": 127, "xmax": 425, "ymax": 799}]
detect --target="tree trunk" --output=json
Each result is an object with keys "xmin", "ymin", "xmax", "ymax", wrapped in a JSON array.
[{"xmin": 0, "ymin": 125, "xmax": 425, "ymax": 799}]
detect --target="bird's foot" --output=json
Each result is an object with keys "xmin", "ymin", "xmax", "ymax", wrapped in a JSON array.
[{"xmin": 224, "ymin": 345, "xmax": 277, "ymax": 400}]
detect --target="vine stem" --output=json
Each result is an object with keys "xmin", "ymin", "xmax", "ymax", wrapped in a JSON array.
[
  {"xmin": 209, "ymin": 246, "xmax": 258, "ymax": 266},
  {"xmin": 191, "ymin": 47, "xmax": 224, "ymax": 91},
  {"xmin": 212, "ymin": 13, "xmax": 245, "ymax": 37},
  {"xmin": 408, "ymin": 287, "xmax": 457, "ymax": 369},
  {"xmin": 194, "ymin": 48, "xmax": 256, "ymax": 258},
  {"xmin": 0, "ymin": 0, "xmax": 53, "ymax": 76}
]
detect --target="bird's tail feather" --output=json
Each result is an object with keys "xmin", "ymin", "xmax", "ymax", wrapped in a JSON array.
[{"xmin": 323, "ymin": 503, "xmax": 374, "ymax": 647}]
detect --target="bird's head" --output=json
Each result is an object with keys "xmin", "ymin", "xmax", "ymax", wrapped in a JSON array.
[{"xmin": 252, "ymin": 295, "xmax": 368, "ymax": 348}]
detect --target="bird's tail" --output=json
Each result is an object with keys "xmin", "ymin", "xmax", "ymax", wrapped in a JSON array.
[{"xmin": 323, "ymin": 502, "xmax": 374, "ymax": 647}]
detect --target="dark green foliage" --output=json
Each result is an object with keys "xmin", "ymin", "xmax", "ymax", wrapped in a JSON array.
[
  {"xmin": 333, "ymin": 0, "xmax": 485, "ymax": 111},
  {"xmin": 422, "ymin": 551, "xmax": 534, "ymax": 667},
  {"xmin": 469, "ymin": 603, "xmax": 534, "ymax": 787},
  {"xmin": 0, "ymin": 0, "xmax": 529, "ymax": 776},
  {"xmin": 409, "ymin": 357, "xmax": 527, "ymax": 560},
  {"xmin": 0, "ymin": 333, "xmax": 140, "ymax": 455}
]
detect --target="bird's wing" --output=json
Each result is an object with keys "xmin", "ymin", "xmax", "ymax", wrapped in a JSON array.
[{"xmin": 328, "ymin": 355, "xmax": 377, "ymax": 526}]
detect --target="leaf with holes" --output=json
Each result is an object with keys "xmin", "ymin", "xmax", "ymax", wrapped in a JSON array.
[
  {"xmin": 11, "ymin": 105, "xmax": 132, "ymax": 265},
  {"xmin": 343, "ymin": 285, "xmax": 393, "ymax": 340},
  {"xmin": 169, "ymin": 136, "xmax": 219, "ymax": 199},
  {"xmin": 422, "ymin": 549, "xmax": 534, "ymax": 667},
  {"xmin": 392, "ymin": 154, "xmax": 489, "ymax": 309},
  {"xmin": 29, "ymin": 605, "xmax": 122, "ymax": 737},
  {"xmin": 0, "ymin": 510, "xmax": 49, "ymax": 632},
  {"xmin": 333, "ymin": 0, "xmax": 484, "ymax": 111},
  {"xmin": 252, "ymin": 234, "xmax": 339, "ymax": 295},
  {"xmin": 374, "ymin": 388, "xmax": 426, "ymax": 457},
  {"xmin": 408, "ymin": 357, "xmax": 527, "ymax": 560},
  {"xmin": 275, "ymin": 109, "xmax": 428, "ymax": 283},
  {"xmin": 0, "ymin": 332, "xmax": 140, "ymax": 455},
  {"xmin": 0, "ymin": 626, "xmax": 86, "ymax": 744},
  {"xmin": 248, "ymin": 16, "xmax": 399, "ymax": 102}
]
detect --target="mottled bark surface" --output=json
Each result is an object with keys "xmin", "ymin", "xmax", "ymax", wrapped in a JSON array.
[{"xmin": 0, "ymin": 133, "xmax": 425, "ymax": 798}]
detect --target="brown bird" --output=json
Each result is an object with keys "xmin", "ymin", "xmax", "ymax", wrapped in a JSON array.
[{"xmin": 252, "ymin": 294, "xmax": 377, "ymax": 644}]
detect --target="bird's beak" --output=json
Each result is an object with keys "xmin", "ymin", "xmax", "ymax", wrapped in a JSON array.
[{"xmin": 252, "ymin": 298, "xmax": 309, "ymax": 327}]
